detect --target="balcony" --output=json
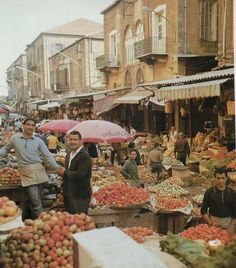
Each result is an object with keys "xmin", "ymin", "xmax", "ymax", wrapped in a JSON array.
[
  {"xmin": 51, "ymin": 82, "xmax": 69, "ymax": 93},
  {"xmin": 6, "ymin": 72, "xmax": 12, "ymax": 80},
  {"xmin": 199, "ymin": 39, "xmax": 218, "ymax": 53},
  {"xmin": 13, "ymin": 71, "xmax": 20, "ymax": 80},
  {"xmin": 177, "ymin": 37, "xmax": 218, "ymax": 56},
  {"xmin": 96, "ymin": 54, "xmax": 120, "ymax": 72},
  {"xmin": 134, "ymin": 37, "xmax": 167, "ymax": 64},
  {"xmin": 27, "ymin": 60, "xmax": 37, "ymax": 70}
]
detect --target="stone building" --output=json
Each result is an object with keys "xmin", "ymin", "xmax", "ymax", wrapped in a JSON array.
[
  {"xmin": 24, "ymin": 18, "xmax": 103, "ymax": 100},
  {"xmin": 6, "ymin": 54, "xmax": 28, "ymax": 114},
  {"xmin": 49, "ymin": 31, "xmax": 105, "ymax": 96}
]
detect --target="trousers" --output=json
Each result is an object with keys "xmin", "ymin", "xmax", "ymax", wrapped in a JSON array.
[
  {"xmin": 64, "ymin": 196, "xmax": 91, "ymax": 215},
  {"xmin": 24, "ymin": 183, "xmax": 45, "ymax": 219}
]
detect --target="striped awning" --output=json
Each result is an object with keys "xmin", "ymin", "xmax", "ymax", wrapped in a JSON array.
[
  {"xmin": 155, "ymin": 79, "xmax": 229, "ymax": 100},
  {"xmin": 114, "ymin": 87, "xmax": 154, "ymax": 104}
]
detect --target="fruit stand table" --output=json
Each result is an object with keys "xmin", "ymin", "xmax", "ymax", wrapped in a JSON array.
[
  {"xmin": 0, "ymin": 186, "xmax": 29, "ymax": 220},
  {"xmin": 155, "ymin": 211, "xmax": 187, "ymax": 235},
  {"xmin": 88, "ymin": 207, "xmax": 157, "ymax": 230}
]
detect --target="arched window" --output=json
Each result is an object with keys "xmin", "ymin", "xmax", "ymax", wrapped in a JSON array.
[
  {"xmin": 124, "ymin": 26, "xmax": 134, "ymax": 65},
  {"xmin": 124, "ymin": 71, "xmax": 132, "ymax": 87},
  {"xmin": 136, "ymin": 69, "xmax": 144, "ymax": 84},
  {"xmin": 135, "ymin": 21, "xmax": 144, "ymax": 41}
]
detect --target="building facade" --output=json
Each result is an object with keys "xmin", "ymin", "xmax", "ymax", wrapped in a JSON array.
[
  {"xmin": 97, "ymin": 0, "xmax": 218, "ymax": 91},
  {"xmin": 7, "ymin": 18, "xmax": 103, "ymax": 111},
  {"xmin": 217, "ymin": 0, "xmax": 233, "ymax": 66},
  {"xmin": 49, "ymin": 32, "xmax": 105, "ymax": 97},
  {"xmin": 6, "ymin": 54, "xmax": 28, "ymax": 114}
]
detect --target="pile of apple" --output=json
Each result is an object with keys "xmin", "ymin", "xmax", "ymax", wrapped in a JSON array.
[
  {"xmin": 156, "ymin": 196, "xmax": 189, "ymax": 211},
  {"xmin": 3, "ymin": 210, "xmax": 96, "ymax": 268},
  {"xmin": 0, "ymin": 167, "xmax": 21, "ymax": 186},
  {"xmin": 138, "ymin": 166, "xmax": 156, "ymax": 182},
  {"xmin": 0, "ymin": 197, "xmax": 19, "ymax": 224},
  {"xmin": 94, "ymin": 182, "xmax": 150, "ymax": 207},
  {"xmin": 122, "ymin": 226, "xmax": 153, "ymax": 243}
]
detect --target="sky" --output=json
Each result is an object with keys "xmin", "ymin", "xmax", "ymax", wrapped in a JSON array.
[{"xmin": 0, "ymin": 0, "xmax": 114, "ymax": 96}]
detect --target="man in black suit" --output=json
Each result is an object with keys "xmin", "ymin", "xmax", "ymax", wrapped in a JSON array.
[{"xmin": 57, "ymin": 131, "xmax": 92, "ymax": 214}]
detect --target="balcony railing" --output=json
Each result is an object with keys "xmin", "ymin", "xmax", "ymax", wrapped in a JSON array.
[
  {"xmin": 27, "ymin": 60, "xmax": 37, "ymax": 70},
  {"xmin": 13, "ymin": 70, "xmax": 20, "ymax": 80},
  {"xmin": 178, "ymin": 38, "xmax": 218, "ymax": 55},
  {"xmin": 56, "ymin": 82, "xmax": 69, "ymax": 90},
  {"xmin": 7, "ymin": 72, "xmax": 12, "ymax": 80},
  {"xmin": 199, "ymin": 39, "xmax": 218, "ymax": 52},
  {"xmin": 134, "ymin": 37, "xmax": 167, "ymax": 58},
  {"xmin": 96, "ymin": 54, "xmax": 119, "ymax": 69}
]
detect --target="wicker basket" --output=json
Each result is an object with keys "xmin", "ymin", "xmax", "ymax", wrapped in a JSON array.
[
  {"xmin": 172, "ymin": 165, "xmax": 190, "ymax": 186},
  {"xmin": 164, "ymin": 101, "xmax": 174, "ymax": 113},
  {"xmin": 227, "ymin": 101, "xmax": 235, "ymax": 115}
]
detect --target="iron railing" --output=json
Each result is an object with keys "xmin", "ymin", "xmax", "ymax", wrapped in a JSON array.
[
  {"xmin": 96, "ymin": 54, "xmax": 120, "ymax": 69},
  {"xmin": 134, "ymin": 37, "xmax": 167, "ymax": 58}
]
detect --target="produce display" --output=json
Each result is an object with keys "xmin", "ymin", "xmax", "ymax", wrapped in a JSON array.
[
  {"xmin": 0, "ymin": 197, "xmax": 20, "ymax": 224},
  {"xmin": 227, "ymin": 159, "xmax": 236, "ymax": 170},
  {"xmin": 160, "ymin": 232, "xmax": 236, "ymax": 267},
  {"xmin": 162, "ymin": 157, "xmax": 183, "ymax": 167},
  {"xmin": 92, "ymin": 169, "xmax": 124, "ymax": 188},
  {"xmin": 192, "ymin": 194, "xmax": 204, "ymax": 204},
  {"xmin": 163, "ymin": 146, "xmax": 174, "ymax": 157},
  {"xmin": 156, "ymin": 197, "xmax": 189, "ymax": 211},
  {"xmin": 200, "ymin": 153, "xmax": 235, "ymax": 180},
  {"xmin": 0, "ymin": 167, "xmax": 21, "ymax": 186},
  {"xmin": 180, "ymin": 224, "xmax": 235, "ymax": 245},
  {"xmin": 122, "ymin": 226, "xmax": 153, "ymax": 243},
  {"xmin": 146, "ymin": 181, "xmax": 189, "ymax": 198},
  {"xmin": 190, "ymin": 173, "xmax": 210, "ymax": 188},
  {"xmin": 192, "ymin": 207, "xmax": 202, "ymax": 217},
  {"xmin": 94, "ymin": 182, "xmax": 150, "ymax": 207},
  {"xmin": 2, "ymin": 210, "xmax": 96, "ymax": 268},
  {"xmin": 55, "ymin": 152, "xmax": 66, "ymax": 165},
  {"xmin": 55, "ymin": 194, "xmax": 64, "ymax": 206},
  {"xmin": 160, "ymin": 232, "xmax": 208, "ymax": 266},
  {"xmin": 163, "ymin": 177, "xmax": 183, "ymax": 186},
  {"xmin": 191, "ymin": 241, "xmax": 236, "ymax": 268},
  {"xmin": 137, "ymin": 165, "xmax": 156, "ymax": 182},
  {"xmin": 192, "ymin": 132, "xmax": 206, "ymax": 152}
]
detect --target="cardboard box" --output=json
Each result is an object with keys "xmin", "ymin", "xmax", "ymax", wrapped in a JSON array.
[{"xmin": 73, "ymin": 227, "xmax": 167, "ymax": 268}]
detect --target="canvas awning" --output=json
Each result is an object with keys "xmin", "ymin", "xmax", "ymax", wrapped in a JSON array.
[
  {"xmin": 155, "ymin": 79, "xmax": 229, "ymax": 101},
  {"xmin": 114, "ymin": 87, "xmax": 154, "ymax": 104},
  {"xmin": 38, "ymin": 102, "xmax": 60, "ymax": 111},
  {"xmin": 96, "ymin": 104, "xmax": 120, "ymax": 115}
]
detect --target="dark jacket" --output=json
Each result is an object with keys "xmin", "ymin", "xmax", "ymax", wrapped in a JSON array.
[
  {"xmin": 84, "ymin": 142, "xmax": 98, "ymax": 158},
  {"xmin": 63, "ymin": 147, "xmax": 92, "ymax": 199},
  {"xmin": 201, "ymin": 186, "xmax": 236, "ymax": 218}
]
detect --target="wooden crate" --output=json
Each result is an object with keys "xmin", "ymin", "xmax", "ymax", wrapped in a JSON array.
[
  {"xmin": 88, "ymin": 208, "xmax": 156, "ymax": 230},
  {"xmin": 155, "ymin": 212, "xmax": 187, "ymax": 235}
]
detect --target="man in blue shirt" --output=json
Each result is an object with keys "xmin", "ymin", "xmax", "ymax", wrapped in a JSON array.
[{"xmin": 0, "ymin": 118, "xmax": 62, "ymax": 219}]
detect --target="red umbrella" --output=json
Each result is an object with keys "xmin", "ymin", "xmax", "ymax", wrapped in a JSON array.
[
  {"xmin": 0, "ymin": 107, "xmax": 7, "ymax": 114},
  {"xmin": 68, "ymin": 120, "xmax": 132, "ymax": 143},
  {"xmin": 40, "ymin": 119, "xmax": 78, "ymax": 133}
]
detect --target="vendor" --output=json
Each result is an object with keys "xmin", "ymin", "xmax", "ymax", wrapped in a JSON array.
[
  {"xmin": 111, "ymin": 142, "xmax": 122, "ymax": 166},
  {"xmin": 0, "ymin": 118, "xmax": 62, "ymax": 219},
  {"xmin": 174, "ymin": 132, "xmax": 190, "ymax": 165},
  {"xmin": 127, "ymin": 142, "xmax": 141, "ymax": 165},
  {"xmin": 57, "ymin": 131, "xmax": 92, "ymax": 214},
  {"xmin": 201, "ymin": 167, "xmax": 236, "ymax": 231},
  {"xmin": 168, "ymin": 126, "xmax": 178, "ymax": 147},
  {"xmin": 121, "ymin": 149, "xmax": 139, "ymax": 180},
  {"xmin": 148, "ymin": 142, "xmax": 163, "ymax": 175}
]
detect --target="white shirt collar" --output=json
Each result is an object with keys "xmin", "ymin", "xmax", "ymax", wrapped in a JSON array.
[{"xmin": 68, "ymin": 146, "xmax": 83, "ymax": 168}]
